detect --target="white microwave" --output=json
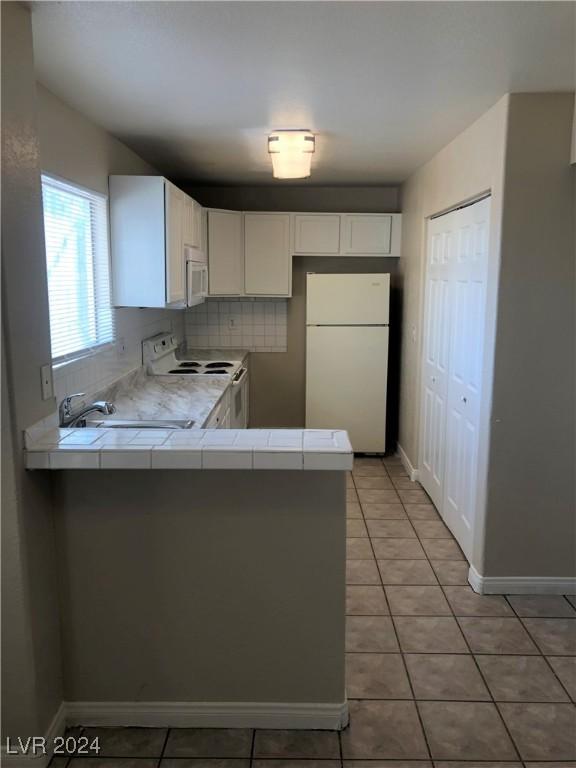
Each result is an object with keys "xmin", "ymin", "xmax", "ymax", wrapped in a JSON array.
[{"xmin": 186, "ymin": 257, "xmax": 208, "ymax": 307}]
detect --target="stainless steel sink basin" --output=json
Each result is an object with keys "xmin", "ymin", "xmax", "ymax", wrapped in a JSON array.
[{"xmin": 85, "ymin": 419, "xmax": 195, "ymax": 429}]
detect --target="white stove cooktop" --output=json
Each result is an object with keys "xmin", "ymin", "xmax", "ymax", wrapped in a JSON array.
[{"xmin": 142, "ymin": 334, "xmax": 242, "ymax": 378}]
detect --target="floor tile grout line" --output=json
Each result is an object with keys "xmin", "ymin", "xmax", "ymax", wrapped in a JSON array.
[
  {"xmin": 436, "ymin": 580, "xmax": 524, "ymax": 762},
  {"xmin": 158, "ymin": 726, "xmax": 171, "ymax": 764},
  {"xmin": 249, "ymin": 727, "xmax": 256, "ymax": 765},
  {"xmin": 356, "ymin": 456, "xmax": 531, "ymax": 762},
  {"xmin": 503, "ymin": 593, "xmax": 576, "ymax": 703},
  {"xmin": 346, "ymin": 696, "xmax": 573, "ymax": 704},
  {"xmin": 366, "ymin": 473, "xmax": 435, "ymax": 764},
  {"xmin": 357, "ymin": 466, "xmax": 524, "ymax": 762},
  {"xmin": 343, "ymin": 649, "xmax": 570, "ymax": 658},
  {"xmin": 347, "ymin": 611, "xmax": 556, "ymax": 619},
  {"xmin": 516, "ymin": 610, "xmax": 576, "ymax": 656}
]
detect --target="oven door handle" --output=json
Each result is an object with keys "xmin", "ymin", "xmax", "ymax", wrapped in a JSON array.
[{"xmin": 232, "ymin": 367, "xmax": 247, "ymax": 386}]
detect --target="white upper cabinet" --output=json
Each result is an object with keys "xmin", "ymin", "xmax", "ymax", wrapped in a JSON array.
[
  {"xmin": 183, "ymin": 196, "xmax": 203, "ymax": 253},
  {"xmin": 165, "ymin": 182, "xmax": 186, "ymax": 304},
  {"xmin": 293, "ymin": 213, "xmax": 401, "ymax": 256},
  {"xmin": 294, "ymin": 214, "xmax": 341, "ymax": 254},
  {"xmin": 244, "ymin": 214, "xmax": 291, "ymax": 296},
  {"xmin": 207, "ymin": 210, "xmax": 243, "ymax": 296},
  {"xmin": 341, "ymin": 214, "xmax": 398, "ymax": 255},
  {"xmin": 110, "ymin": 175, "xmax": 197, "ymax": 308}
]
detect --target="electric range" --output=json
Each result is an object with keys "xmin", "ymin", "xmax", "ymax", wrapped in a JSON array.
[{"xmin": 142, "ymin": 333, "xmax": 243, "ymax": 379}]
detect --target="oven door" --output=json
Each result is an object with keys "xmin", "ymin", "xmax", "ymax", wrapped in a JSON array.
[
  {"xmin": 187, "ymin": 260, "xmax": 208, "ymax": 307},
  {"xmin": 230, "ymin": 367, "xmax": 249, "ymax": 428}
]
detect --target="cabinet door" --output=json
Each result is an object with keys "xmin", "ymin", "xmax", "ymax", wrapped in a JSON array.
[
  {"xmin": 244, "ymin": 213, "xmax": 291, "ymax": 296},
  {"xmin": 193, "ymin": 201, "xmax": 203, "ymax": 250},
  {"xmin": 341, "ymin": 214, "xmax": 393, "ymax": 255},
  {"xmin": 165, "ymin": 182, "xmax": 185, "ymax": 304},
  {"xmin": 294, "ymin": 214, "xmax": 340, "ymax": 254},
  {"xmin": 183, "ymin": 196, "xmax": 195, "ymax": 248},
  {"xmin": 183, "ymin": 197, "xmax": 203, "ymax": 252},
  {"xmin": 207, "ymin": 210, "xmax": 243, "ymax": 295}
]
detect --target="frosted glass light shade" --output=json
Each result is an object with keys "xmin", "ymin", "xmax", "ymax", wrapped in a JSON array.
[{"xmin": 268, "ymin": 130, "xmax": 315, "ymax": 179}]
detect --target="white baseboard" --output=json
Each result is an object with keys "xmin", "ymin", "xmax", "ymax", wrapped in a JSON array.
[
  {"xmin": 396, "ymin": 443, "xmax": 419, "ymax": 481},
  {"xmin": 469, "ymin": 564, "xmax": 576, "ymax": 595},
  {"xmin": 1, "ymin": 703, "xmax": 66, "ymax": 768},
  {"xmin": 3, "ymin": 700, "xmax": 349, "ymax": 747},
  {"xmin": 66, "ymin": 699, "xmax": 349, "ymax": 730}
]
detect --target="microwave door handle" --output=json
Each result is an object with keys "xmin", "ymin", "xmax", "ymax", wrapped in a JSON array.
[{"xmin": 202, "ymin": 266, "xmax": 209, "ymax": 297}]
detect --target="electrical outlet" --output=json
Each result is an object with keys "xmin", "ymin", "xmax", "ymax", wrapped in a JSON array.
[
  {"xmin": 228, "ymin": 318, "xmax": 237, "ymax": 330},
  {"xmin": 40, "ymin": 364, "xmax": 53, "ymax": 400}
]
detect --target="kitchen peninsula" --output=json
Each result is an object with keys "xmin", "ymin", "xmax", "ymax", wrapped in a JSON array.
[{"xmin": 25, "ymin": 425, "xmax": 351, "ymax": 729}]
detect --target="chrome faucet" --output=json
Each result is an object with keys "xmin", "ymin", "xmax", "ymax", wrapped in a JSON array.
[{"xmin": 59, "ymin": 393, "xmax": 116, "ymax": 428}]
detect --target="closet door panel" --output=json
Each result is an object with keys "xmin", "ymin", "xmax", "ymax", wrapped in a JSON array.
[
  {"xmin": 443, "ymin": 197, "xmax": 491, "ymax": 560},
  {"xmin": 419, "ymin": 221, "xmax": 453, "ymax": 510}
]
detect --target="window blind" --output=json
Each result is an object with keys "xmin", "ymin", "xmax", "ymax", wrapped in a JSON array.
[{"xmin": 41, "ymin": 175, "xmax": 115, "ymax": 363}]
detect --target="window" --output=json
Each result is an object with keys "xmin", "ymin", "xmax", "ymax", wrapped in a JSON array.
[{"xmin": 41, "ymin": 175, "xmax": 114, "ymax": 362}]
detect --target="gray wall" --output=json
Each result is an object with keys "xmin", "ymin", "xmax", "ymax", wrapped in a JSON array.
[
  {"xmin": 185, "ymin": 185, "xmax": 401, "ymax": 438},
  {"xmin": 399, "ymin": 93, "xmax": 575, "ymax": 580},
  {"xmin": 36, "ymin": 85, "xmax": 185, "ymax": 404},
  {"xmin": 55, "ymin": 470, "xmax": 345, "ymax": 706},
  {"xmin": 183, "ymin": 185, "xmax": 399, "ymax": 213},
  {"xmin": 399, "ymin": 96, "xmax": 509, "ymax": 575},
  {"xmin": 251, "ymin": 257, "xmax": 401, "ymax": 448},
  {"xmin": 483, "ymin": 93, "xmax": 575, "ymax": 578},
  {"xmin": 398, "ymin": 97, "xmax": 508, "ymax": 469},
  {"xmin": 1, "ymin": 3, "xmax": 63, "ymax": 739}
]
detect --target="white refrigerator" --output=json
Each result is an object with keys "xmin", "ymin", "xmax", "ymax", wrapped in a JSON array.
[{"xmin": 306, "ymin": 273, "xmax": 390, "ymax": 453}]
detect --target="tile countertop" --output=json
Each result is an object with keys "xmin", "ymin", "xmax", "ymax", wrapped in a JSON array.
[
  {"xmin": 25, "ymin": 429, "xmax": 353, "ymax": 471},
  {"xmin": 25, "ymin": 350, "xmax": 353, "ymax": 471}
]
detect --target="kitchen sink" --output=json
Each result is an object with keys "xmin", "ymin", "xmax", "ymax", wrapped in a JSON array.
[{"xmin": 85, "ymin": 419, "xmax": 195, "ymax": 429}]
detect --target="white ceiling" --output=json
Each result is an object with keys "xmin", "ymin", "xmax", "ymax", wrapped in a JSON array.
[{"xmin": 31, "ymin": 1, "xmax": 575, "ymax": 185}]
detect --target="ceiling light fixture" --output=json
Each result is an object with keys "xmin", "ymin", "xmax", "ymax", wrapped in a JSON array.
[{"xmin": 268, "ymin": 130, "xmax": 315, "ymax": 179}]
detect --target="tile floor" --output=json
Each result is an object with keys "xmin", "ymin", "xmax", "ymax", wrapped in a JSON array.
[{"xmin": 50, "ymin": 456, "xmax": 576, "ymax": 766}]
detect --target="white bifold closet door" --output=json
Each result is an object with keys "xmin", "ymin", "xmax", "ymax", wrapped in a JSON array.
[{"xmin": 419, "ymin": 196, "xmax": 490, "ymax": 560}]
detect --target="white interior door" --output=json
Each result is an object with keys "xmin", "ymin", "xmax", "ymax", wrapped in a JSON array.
[
  {"xmin": 443, "ymin": 198, "xmax": 490, "ymax": 558},
  {"xmin": 419, "ymin": 220, "xmax": 453, "ymax": 510},
  {"xmin": 306, "ymin": 325, "xmax": 388, "ymax": 453},
  {"xmin": 419, "ymin": 197, "xmax": 490, "ymax": 560}
]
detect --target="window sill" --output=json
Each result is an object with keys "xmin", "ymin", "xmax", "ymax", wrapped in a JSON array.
[{"xmin": 52, "ymin": 342, "xmax": 116, "ymax": 371}]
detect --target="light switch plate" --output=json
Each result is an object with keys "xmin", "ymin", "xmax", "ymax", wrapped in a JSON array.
[{"xmin": 40, "ymin": 364, "xmax": 53, "ymax": 400}]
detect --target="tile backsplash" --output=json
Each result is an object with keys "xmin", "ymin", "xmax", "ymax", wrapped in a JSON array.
[
  {"xmin": 51, "ymin": 297, "xmax": 288, "ymax": 412},
  {"xmin": 185, "ymin": 298, "xmax": 287, "ymax": 353},
  {"xmin": 52, "ymin": 307, "xmax": 185, "ymax": 405}
]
